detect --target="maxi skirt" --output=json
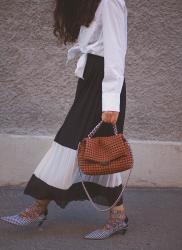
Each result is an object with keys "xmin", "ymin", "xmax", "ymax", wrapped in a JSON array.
[{"xmin": 24, "ymin": 53, "xmax": 126, "ymax": 209}]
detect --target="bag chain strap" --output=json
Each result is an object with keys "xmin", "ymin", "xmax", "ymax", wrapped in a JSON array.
[{"xmin": 77, "ymin": 120, "xmax": 133, "ymax": 212}]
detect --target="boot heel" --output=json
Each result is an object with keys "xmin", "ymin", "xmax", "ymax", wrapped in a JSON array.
[
  {"xmin": 37, "ymin": 209, "xmax": 48, "ymax": 227},
  {"xmin": 120, "ymin": 228, "xmax": 127, "ymax": 235}
]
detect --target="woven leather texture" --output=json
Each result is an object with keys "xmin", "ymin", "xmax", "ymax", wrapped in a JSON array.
[{"xmin": 78, "ymin": 133, "xmax": 134, "ymax": 175}]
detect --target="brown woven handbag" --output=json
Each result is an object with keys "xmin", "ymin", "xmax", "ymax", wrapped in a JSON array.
[{"xmin": 77, "ymin": 120, "xmax": 134, "ymax": 212}]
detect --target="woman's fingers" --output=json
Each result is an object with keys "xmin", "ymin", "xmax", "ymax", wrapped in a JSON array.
[{"xmin": 101, "ymin": 111, "xmax": 119, "ymax": 124}]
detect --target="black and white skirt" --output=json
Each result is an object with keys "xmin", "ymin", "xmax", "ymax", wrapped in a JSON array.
[{"xmin": 24, "ymin": 53, "xmax": 126, "ymax": 209}]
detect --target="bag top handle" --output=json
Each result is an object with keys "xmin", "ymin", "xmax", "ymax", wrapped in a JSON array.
[{"xmin": 88, "ymin": 120, "xmax": 118, "ymax": 139}]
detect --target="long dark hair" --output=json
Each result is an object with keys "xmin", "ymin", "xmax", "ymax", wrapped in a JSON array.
[{"xmin": 53, "ymin": 0, "xmax": 101, "ymax": 45}]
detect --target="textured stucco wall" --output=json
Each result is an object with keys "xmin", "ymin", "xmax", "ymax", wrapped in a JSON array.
[{"xmin": 0, "ymin": 0, "xmax": 182, "ymax": 141}]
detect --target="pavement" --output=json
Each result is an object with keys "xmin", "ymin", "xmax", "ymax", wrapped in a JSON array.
[{"xmin": 0, "ymin": 186, "xmax": 181, "ymax": 250}]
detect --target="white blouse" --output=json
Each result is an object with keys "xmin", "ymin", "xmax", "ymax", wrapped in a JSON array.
[{"xmin": 66, "ymin": 0, "xmax": 128, "ymax": 112}]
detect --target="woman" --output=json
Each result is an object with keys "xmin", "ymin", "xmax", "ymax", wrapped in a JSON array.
[{"xmin": 0, "ymin": 0, "xmax": 128, "ymax": 240}]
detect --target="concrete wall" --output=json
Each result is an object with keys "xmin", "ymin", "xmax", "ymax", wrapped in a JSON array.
[
  {"xmin": 0, "ymin": 0, "xmax": 181, "ymax": 141},
  {"xmin": 0, "ymin": 0, "xmax": 182, "ymax": 187}
]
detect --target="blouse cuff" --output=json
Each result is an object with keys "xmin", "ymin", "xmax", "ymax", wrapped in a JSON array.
[{"xmin": 102, "ymin": 92, "xmax": 120, "ymax": 112}]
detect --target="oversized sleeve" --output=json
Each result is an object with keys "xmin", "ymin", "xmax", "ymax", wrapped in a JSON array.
[{"xmin": 101, "ymin": 0, "xmax": 127, "ymax": 112}]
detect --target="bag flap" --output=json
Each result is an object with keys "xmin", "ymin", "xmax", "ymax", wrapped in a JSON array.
[{"xmin": 84, "ymin": 134, "xmax": 127, "ymax": 162}]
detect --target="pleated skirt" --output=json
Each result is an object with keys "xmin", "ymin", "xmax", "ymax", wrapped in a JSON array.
[{"xmin": 24, "ymin": 53, "xmax": 126, "ymax": 209}]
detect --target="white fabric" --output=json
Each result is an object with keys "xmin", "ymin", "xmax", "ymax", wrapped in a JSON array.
[
  {"xmin": 66, "ymin": 0, "xmax": 128, "ymax": 112},
  {"xmin": 34, "ymin": 141, "xmax": 122, "ymax": 189}
]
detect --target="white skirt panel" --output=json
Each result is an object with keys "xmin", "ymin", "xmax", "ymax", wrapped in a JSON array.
[{"xmin": 34, "ymin": 141, "xmax": 123, "ymax": 189}]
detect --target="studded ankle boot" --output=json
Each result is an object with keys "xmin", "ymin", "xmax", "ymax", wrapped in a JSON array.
[
  {"xmin": 0, "ymin": 199, "xmax": 50, "ymax": 227},
  {"xmin": 83, "ymin": 208, "xmax": 128, "ymax": 240}
]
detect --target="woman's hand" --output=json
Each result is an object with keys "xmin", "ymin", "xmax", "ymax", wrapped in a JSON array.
[{"xmin": 101, "ymin": 111, "xmax": 119, "ymax": 125}]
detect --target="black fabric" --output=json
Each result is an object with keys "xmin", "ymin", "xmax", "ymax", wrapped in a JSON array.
[
  {"xmin": 54, "ymin": 53, "xmax": 126, "ymax": 150},
  {"xmin": 24, "ymin": 174, "xmax": 123, "ymax": 208},
  {"xmin": 24, "ymin": 53, "xmax": 126, "ymax": 209}
]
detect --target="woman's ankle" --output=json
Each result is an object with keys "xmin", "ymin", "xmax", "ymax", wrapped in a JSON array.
[
  {"xmin": 36, "ymin": 199, "xmax": 51, "ymax": 209},
  {"xmin": 110, "ymin": 204, "xmax": 126, "ymax": 220},
  {"xmin": 19, "ymin": 199, "xmax": 51, "ymax": 218}
]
